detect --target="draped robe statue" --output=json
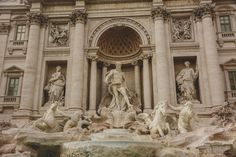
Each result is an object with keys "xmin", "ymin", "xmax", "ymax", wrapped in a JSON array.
[
  {"xmin": 176, "ymin": 61, "xmax": 199, "ymax": 104},
  {"xmin": 44, "ymin": 66, "xmax": 65, "ymax": 105}
]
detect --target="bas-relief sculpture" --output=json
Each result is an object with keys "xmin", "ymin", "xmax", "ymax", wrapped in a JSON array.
[
  {"xmin": 176, "ymin": 61, "xmax": 199, "ymax": 104},
  {"xmin": 44, "ymin": 65, "xmax": 66, "ymax": 106},
  {"xmin": 49, "ymin": 23, "xmax": 69, "ymax": 47},
  {"xmin": 172, "ymin": 17, "xmax": 192, "ymax": 42},
  {"xmin": 1, "ymin": 63, "xmax": 236, "ymax": 157}
]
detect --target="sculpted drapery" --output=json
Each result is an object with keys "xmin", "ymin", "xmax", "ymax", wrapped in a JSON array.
[{"xmin": 176, "ymin": 61, "xmax": 199, "ymax": 104}]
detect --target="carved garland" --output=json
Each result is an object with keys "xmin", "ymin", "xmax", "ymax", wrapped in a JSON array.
[{"xmin": 88, "ymin": 18, "xmax": 151, "ymax": 46}]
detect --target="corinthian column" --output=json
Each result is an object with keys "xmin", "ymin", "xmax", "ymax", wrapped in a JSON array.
[
  {"xmin": 0, "ymin": 23, "xmax": 10, "ymax": 84},
  {"xmin": 69, "ymin": 10, "xmax": 87, "ymax": 110},
  {"xmin": 142, "ymin": 54, "xmax": 152, "ymax": 112},
  {"xmin": 132, "ymin": 61, "xmax": 141, "ymax": 98},
  {"xmin": 101, "ymin": 63, "xmax": 109, "ymax": 97},
  {"xmin": 88, "ymin": 55, "xmax": 98, "ymax": 112},
  {"xmin": 194, "ymin": 4, "xmax": 224, "ymax": 105},
  {"xmin": 19, "ymin": 13, "xmax": 47, "ymax": 114},
  {"xmin": 151, "ymin": 6, "xmax": 171, "ymax": 103}
]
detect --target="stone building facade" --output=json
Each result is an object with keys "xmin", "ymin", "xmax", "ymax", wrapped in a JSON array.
[{"xmin": 0, "ymin": 0, "xmax": 235, "ymax": 123}]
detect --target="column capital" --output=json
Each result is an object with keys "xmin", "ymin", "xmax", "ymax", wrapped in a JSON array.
[
  {"xmin": 151, "ymin": 6, "xmax": 170, "ymax": 20},
  {"xmin": 102, "ymin": 62, "xmax": 110, "ymax": 67},
  {"xmin": 70, "ymin": 9, "xmax": 87, "ymax": 25},
  {"xmin": 193, "ymin": 4, "xmax": 215, "ymax": 21},
  {"xmin": 0, "ymin": 23, "xmax": 10, "ymax": 35},
  {"xmin": 131, "ymin": 60, "xmax": 140, "ymax": 66},
  {"xmin": 87, "ymin": 54, "xmax": 98, "ymax": 61},
  {"xmin": 27, "ymin": 12, "xmax": 48, "ymax": 26},
  {"xmin": 141, "ymin": 53, "xmax": 153, "ymax": 60}
]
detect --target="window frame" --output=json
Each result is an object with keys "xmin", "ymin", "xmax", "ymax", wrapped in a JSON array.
[
  {"xmin": 219, "ymin": 15, "xmax": 232, "ymax": 33},
  {"xmin": 15, "ymin": 24, "xmax": 26, "ymax": 41},
  {"xmin": 3, "ymin": 66, "xmax": 24, "ymax": 97},
  {"xmin": 6, "ymin": 77, "xmax": 20, "ymax": 96},
  {"xmin": 227, "ymin": 70, "xmax": 236, "ymax": 91}
]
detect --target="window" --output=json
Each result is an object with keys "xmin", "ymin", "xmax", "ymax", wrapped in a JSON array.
[
  {"xmin": 7, "ymin": 77, "xmax": 19, "ymax": 96},
  {"xmin": 15, "ymin": 25, "xmax": 26, "ymax": 41},
  {"xmin": 219, "ymin": 15, "xmax": 232, "ymax": 32},
  {"xmin": 228, "ymin": 71, "xmax": 236, "ymax": 90}
]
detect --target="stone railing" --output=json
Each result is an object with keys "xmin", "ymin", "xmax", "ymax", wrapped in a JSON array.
[
  {"xmin": 217, "ymin": 31, "xmax": 236, "ymax": 40},
  {"xmin": 0, "ymin": 96, "xmax": 21, "ymax": 105},
  {"xmin": 224, "ymin": 90, "xmax": 236, "ymax": 102},
  {"xmin": 8, "ymin": 40, "xmax": 28, "ymax": 55}
]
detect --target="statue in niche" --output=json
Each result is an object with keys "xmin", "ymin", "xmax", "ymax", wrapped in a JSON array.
[
  {"xmin": 98, "ymin": 62, "xmax": 141, "ymax": 128},
  {"xmin": 104, "ymin": 62, "xmax": 132, "ymax": 111},
  {"xmin": 176, "ymin": 61, "xmax": 199, "ymax": 104},
  {"xmin": 44, "ymin": 65, "xmax": 65, "ymax": 106},
  {"xmin": 49, "ymin": 24, "xmax": 69, "ymax": 46}
]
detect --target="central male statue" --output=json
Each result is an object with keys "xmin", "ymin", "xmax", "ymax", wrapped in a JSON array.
[{"xmin": 105, "ymin": 62, "xmax": 132, "ymax": 111}]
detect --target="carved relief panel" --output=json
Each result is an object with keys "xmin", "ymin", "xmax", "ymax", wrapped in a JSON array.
[
  {"xmin": 48, "ymin": 22, "xmax": 69, "ymax": 47},
  {"xmin": 171, "ymin": 16, "xmax": 193, "ymax": 42}
]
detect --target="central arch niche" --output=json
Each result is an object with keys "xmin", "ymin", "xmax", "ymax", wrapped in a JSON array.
[
  {"xmin": 97, "ymin": 26, "xmax": 142, "ymax": 62},
  {"xmin": 94, "ymin": 26, "xmax": 144, "ymax": 107}
]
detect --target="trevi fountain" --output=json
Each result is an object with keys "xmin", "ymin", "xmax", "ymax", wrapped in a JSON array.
[{"xmin": 1, "ymin": 63, "xmax": 236, "ymax": 157}]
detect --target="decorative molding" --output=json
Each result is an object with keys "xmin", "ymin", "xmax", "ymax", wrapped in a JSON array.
[
  {"xmin": 4, "ymin": 66, "xmax": 24, "ymax": 76},
  {"xmin": 69, "ymin": 9, "xmax": 87, "ymax": 25},
  {"xmin": 27, "ymin": 12, "xmax": 48, "ymax": 26},
  {"xmin": 193, "ymin": 4, "xmax": 215, "ymax": 20},
  {"xmin": 221, "ymin": 59, "xmax": 236, "ymax": 70},
  {"xmin": 89, "ymin": 18, "xmax": 151, "ymax": 46},
  {"xmin": 151, "ymin": 6, "xmax": 170, "ymax": 20},
  {"xmin": 0, "ymin": 23, "xmax": 10, "ymax": 34}
]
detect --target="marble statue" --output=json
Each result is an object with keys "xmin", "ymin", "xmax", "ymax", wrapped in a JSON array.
[
  {"xmin": 98, "ymin": 63, "xmax": 142, "ymax": 128},
  {"xmin": 149, "ymin": 101, "xmax": 171, "ymax": 137},
  {"xmin": 104, "ymin": 62, "xmax": 132, "ymax": 111},
  {"xmin": 168, "ymin": 101, "xmax": 199, "ymax": 133},
  {"xmin": 176, "ymin": 61, "xmax": 199, "ymax": 104},
  {"xmin": 44, "ymin": 66, "xmax": 65, "ymax": 105},
  {"xmin": 32, "ymin": 102, "xmax": 67, "ymax": 132},
  {"xmin": 63, "ymin": 110, "xmax": 83, "ymax": 132}
]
